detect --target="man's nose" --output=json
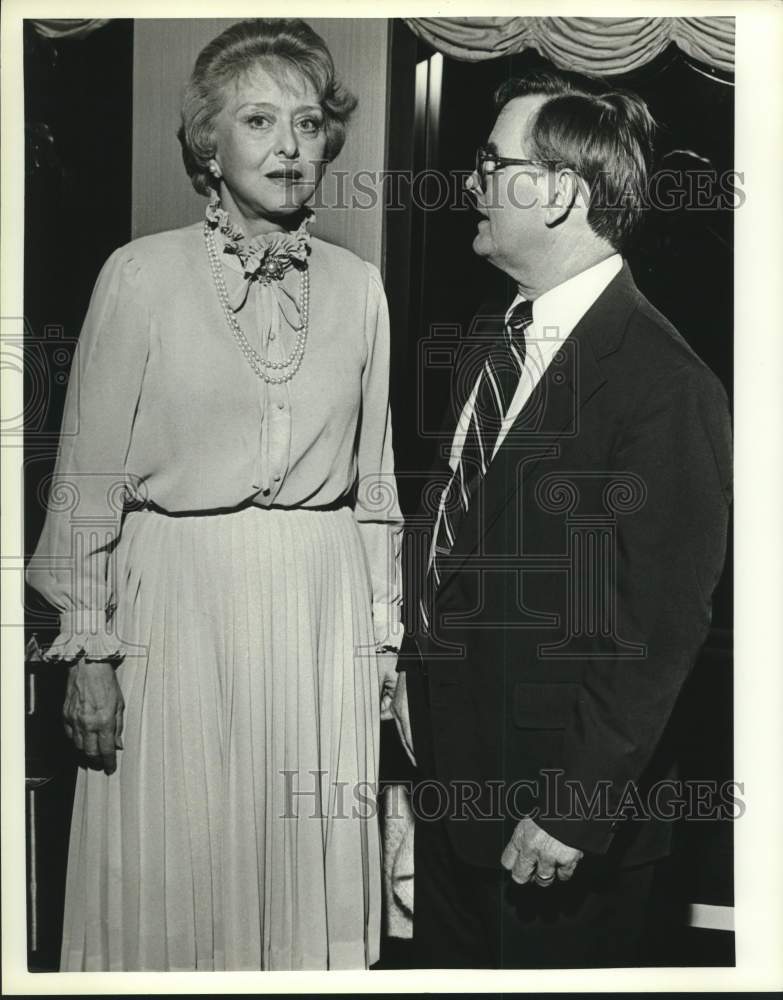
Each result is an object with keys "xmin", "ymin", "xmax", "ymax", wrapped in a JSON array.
[{"xmin": 465, "ymin": 170, "xmax": 485, "ymax": 209}]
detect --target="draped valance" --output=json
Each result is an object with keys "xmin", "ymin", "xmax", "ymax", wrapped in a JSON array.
[
  {"xmin": 30, "ymin": 20, "xmax": 109, "ymax": 41},
  {"xmin": 30, "ymin": 17, "xmax": 734, "ymax": 76},
  {"xmin": 404, "ymin": 17, "xmax": 734, "ymax": 75}
]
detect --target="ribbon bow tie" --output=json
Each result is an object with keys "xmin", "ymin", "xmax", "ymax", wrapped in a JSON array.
[
  {"xmin": 205, "ymin": 192, "xmax": 313, "ymax": 317},
  {"xmin": 205, "ymin": 192, "xmax": 312, "ymax": 288}
]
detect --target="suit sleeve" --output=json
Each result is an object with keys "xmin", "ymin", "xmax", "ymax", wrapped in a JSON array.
[{"xmin": 536, "ymin": 362, "xmax": 732, "ymax": 854}]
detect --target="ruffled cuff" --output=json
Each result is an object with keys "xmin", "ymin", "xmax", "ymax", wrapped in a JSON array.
[
  {"xmin": 372, "ymin": 604, "xmax": 405, "ymax": 651},
  {"xmin": 44, "ymin": 609, "xmax": 125, "ymax": 665}
]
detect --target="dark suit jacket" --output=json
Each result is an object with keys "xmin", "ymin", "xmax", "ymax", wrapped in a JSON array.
[{"xmin": 400, "ymin": 263, "xmax": 732, "ymax": 870}]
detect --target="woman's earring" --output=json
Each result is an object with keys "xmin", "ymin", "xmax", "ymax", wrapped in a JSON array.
[{"xmin": 209, "ymin": 159, "xmax": 222, "ymax": 179}]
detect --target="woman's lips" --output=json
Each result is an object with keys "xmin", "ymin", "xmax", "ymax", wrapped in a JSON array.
[{"xmin": 266, "ymin": 173, "xmax": 303, "ymax": 184}]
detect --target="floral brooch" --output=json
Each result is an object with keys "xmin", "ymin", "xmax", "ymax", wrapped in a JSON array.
[{"xmin": 205, "ymin": 192, "xmax": 313, "ymax": 285}]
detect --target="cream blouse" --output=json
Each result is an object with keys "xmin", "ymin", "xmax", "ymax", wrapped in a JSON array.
[{"xmin": 27, "ymin": 212, "xmax": 404, "ymax": 661}]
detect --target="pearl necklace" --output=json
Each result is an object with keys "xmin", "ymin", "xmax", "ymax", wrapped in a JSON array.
[{"xmin": 204, "ymin": 222, "xmax": 310, "ymax": 385}]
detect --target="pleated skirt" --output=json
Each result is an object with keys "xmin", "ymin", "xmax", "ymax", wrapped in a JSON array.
[{"xmin": 60, "ymin": 504, "xmax": 381, "ymax": 971}]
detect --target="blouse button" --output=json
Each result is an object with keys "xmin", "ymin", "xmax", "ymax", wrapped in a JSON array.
[
  {"xmin": 269, "ymin": 332, "xmax": 276, "ymax": 341},
  {"xmin": 273, "ymin": 474, "xmax": 281, "ymax": 483},
  {"xmin": 277, "ymin": 401, "xmax": 285, "ymax": 410}
]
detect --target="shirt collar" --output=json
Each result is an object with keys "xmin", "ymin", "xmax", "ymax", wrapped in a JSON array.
[
  {"xmin": 205, "ymin": 190, "xmax": 313, "ymax": 285},
  {"xmin": 505, "ymin": 254, "xmax": 623, "ymax": 342}
]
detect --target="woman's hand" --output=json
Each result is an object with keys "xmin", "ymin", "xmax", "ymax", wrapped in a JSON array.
[
  {"xmin": 377, "ymin": 650, "xmax": 399, "ymax": 721},
  {"xmin": 63, "ymin": 659, "xmax": 125, "ymax": 774}
]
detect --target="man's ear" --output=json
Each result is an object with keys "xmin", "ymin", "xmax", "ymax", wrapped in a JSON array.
[{"xmin": 544, "ymin": 168, "xmax": 582, "ymax": 228}]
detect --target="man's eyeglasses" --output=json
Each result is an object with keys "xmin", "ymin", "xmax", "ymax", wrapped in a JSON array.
[{"xmin": 472, "ymin": 146, "xmax": 552, "ymax": 193}]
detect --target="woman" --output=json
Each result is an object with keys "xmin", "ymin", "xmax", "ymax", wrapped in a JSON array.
[{"xmin": 27, "ymin": 18, "xmax": 403, "ymax": 971}]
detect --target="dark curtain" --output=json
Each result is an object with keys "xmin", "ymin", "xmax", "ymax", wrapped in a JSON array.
[{"xmin": 23, "ymin": 19, "xmax": 135, "ymax": 971}]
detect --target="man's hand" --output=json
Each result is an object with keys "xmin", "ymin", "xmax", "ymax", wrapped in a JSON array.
[
  {"xmin": 389, "ymin": 669, "xmax": 416, "ymax": 767},
  {"xmin": 378, "ymin": 650, "xmax": 400, "ymax": 720},
  {"xmin": 63, "ymin": 659, "xmax": 125, "ymax": 774},
  {"xmin": 501, "ymin": 816, "xmax": 583, "ymax": 887}
]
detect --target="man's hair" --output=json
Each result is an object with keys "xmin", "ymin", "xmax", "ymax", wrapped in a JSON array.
[{"xmin": 495, "ymin": 69, "xmax": 656, "ymax": 251}]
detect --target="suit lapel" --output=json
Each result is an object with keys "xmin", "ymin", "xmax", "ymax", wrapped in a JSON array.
[{"xmin": 436, "ymin": 263, "xmax": 642, "ymax": 598}]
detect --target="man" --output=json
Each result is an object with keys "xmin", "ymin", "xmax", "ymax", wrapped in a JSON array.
[{"xmin": 392, "ymin": 69, "xmax": 732, "ymax": 968}]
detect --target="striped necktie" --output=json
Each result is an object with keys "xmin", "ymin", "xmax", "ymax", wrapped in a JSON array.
[{"xmin": 419, "ymin": 299, "xmax": 534, "ymax": 632}]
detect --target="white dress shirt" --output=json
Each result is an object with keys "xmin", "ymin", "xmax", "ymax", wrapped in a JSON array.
[{"xmin": 429, "ymin": 254, "xmax": 622, "ymax": 569}]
